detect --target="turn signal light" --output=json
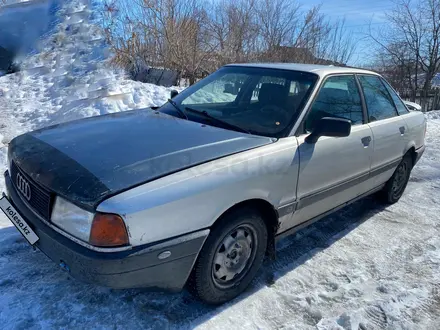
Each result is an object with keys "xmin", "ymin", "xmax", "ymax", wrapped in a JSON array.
[{"xmin": 89, "ymin": 213, "xmax": 129, "ymax": 247}]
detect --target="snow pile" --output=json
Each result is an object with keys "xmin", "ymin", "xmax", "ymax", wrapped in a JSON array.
[
  {"xmin": 425, "ymin": 110, "xmax": 440, "ymax": 120},
  {"xmin": 0, "ymin": 0, "xmax": 59, "ymax": 56},
  {"xmin": 0, "ymin": 0, "xmax": 178, "ymax": 194}
]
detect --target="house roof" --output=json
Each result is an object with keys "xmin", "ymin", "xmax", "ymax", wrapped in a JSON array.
[{"xmin": 225, "ymin": 63, "xmax": 380, "ymax": 77}]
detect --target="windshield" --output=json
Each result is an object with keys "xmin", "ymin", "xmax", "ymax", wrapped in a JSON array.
[{"xmin": 161, "ymin": 66, "xmax": 318, "ymax": 137}]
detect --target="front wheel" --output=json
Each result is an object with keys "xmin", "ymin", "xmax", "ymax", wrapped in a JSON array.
[
  {"xmin": 188, "ymin": 208, "xmax": 268, "ymax": 305},
  {"xmin": 377, "ymin": 154, "xmax": 412, "ymax": 204}
]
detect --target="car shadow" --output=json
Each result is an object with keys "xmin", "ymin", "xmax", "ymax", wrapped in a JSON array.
[{"xmin": 0, "ymin": 196, "xmax": 388, "ymax": 328}]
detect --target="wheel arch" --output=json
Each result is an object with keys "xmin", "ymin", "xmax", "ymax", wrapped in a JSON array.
[
  {"xmin": 404, "ymin": 145, "xmax": 417, "ymax": 166},
  {"xmin": 210, "ymin": 198, "xmax": 280, "ymax": 259}
]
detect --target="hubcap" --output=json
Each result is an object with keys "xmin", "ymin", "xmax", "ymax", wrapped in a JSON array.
[
  {"xmin": 212, "ymin": 225, "xmax": 257, "ymax": 288},
  {"xmin": 391, "ymin": 162, "xmax": 408, "ymax": 196}
]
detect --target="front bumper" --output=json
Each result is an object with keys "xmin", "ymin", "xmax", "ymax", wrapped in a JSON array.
[{"xmin": 4, "ymin": 171, "xmax": 208, "ymax": 291}]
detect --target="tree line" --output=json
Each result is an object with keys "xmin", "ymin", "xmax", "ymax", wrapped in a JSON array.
[
  {"xmin": 100, "ymin": 0, "xmax": 357, "ymax": 85},
  {"xmin": 369, "ymin": 0, "xmax": 440, "ymax": 111}
]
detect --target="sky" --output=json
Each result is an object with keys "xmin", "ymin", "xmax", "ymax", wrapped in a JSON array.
[{"xmin": 301, "ymin": 0, "xmax": 397, "ymax": 65}]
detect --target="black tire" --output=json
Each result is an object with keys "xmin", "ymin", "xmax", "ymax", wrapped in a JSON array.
[
  {"xmin": 188, "ymin": 207, "xmax": 268, "ymax": 305},
  {"xmin": 377, "ymin": 154, "xmax": 413, "ymax": 204}
]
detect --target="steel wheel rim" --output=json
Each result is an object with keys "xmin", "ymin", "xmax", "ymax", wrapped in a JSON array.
[
  {"xmin": 391, "ymin": 162, "xmax": 408, "ymax": 197},
  {"xmin": 211, "ymin": 224, "xmax": 258, "ymax": 289}
]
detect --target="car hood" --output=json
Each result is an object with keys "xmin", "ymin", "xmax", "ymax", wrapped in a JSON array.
[{"xmin": 9, "ymin": 109, "xmax": 274, "ymax": 211}]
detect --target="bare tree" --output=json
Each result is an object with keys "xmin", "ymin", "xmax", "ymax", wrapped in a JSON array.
[
  {"xmin": 101, "ymin": 0, "xmax": 359, "ymax": 85},
  {"xmin": 256, "ymin": 0, "xmax": 301, "ymax": 52},
  {"xmin": 370, "ymin": 0, "xmax": 440, "ymax": 109},
  {"xmin": 318, "ymin": 18, "xmax": 358, "ymax": 65},
  {"xmin": 207, "ymin": 0, "xmax": 259, "ymax": 67},
  {"xmin": 255, "ymin": 2, "xmax": 357, "ymax": 65}
]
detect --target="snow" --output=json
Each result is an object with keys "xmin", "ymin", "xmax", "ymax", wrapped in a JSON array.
[
  {"xmin": 0, "ymin": 0, "xmax": 178, "ymax": 195},
  {"xmin": 1, "ymin": 0, "xmax": 440, "ymax": 328},
  {"xmin": 0, "ymin": 0, "xmax": 59, "ymax": 63},
  {"xmin": 183, "ymin": 85, "xmax": 237, "ymax": 104}
]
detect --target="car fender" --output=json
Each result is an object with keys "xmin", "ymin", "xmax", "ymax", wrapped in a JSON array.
[
  {"xmin": 401, "ymin": 111, "xmax": 426, "ymax": 154},
  {"xmin": 97, "ymin": 137, "xmax": 300, "ymax": 246}
]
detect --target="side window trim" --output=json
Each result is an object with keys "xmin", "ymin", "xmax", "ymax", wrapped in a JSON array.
[
  {"xmin": 354, "ymin": 74, "xmax": 369, "ymax": 124},
  {"xmin": 295, "ymin": 73, "xmax": 365, "ymax": 135},
  {"xmin": 380, "ymin": 77, "xmax": 409, "ymax": 115},
  {"xmin": 357, "ymin": 74, "xmax": 399, "ymax": 122},
  {"xmin": 378, "ymin": 77, "xmax": 399, "ymax": 116}
]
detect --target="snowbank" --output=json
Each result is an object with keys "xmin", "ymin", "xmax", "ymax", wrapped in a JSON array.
[
  {"xmin": 425, "ymin": 110, "xmax": 440, "ymax": 120},
  {"xmin": 0, "ymin": 0, "xmax": 179, "ymax": 194},
  {"xmin": 0, "ymin": 0, "xmax": 59, "ymax": 55}
]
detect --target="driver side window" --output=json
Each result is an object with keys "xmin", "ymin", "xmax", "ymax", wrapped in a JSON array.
[{"xmin": 305, "ymin": 75, "xmax": 364, "ymax": 132}]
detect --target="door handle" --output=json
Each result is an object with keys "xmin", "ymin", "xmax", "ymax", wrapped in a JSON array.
[
  {"xmin": 399, "ymin": 126, "xmax": 406, "ymax": 135},
  {"xmin": 361, "ymin": 136, "xmax": 371, "ymax": 147}
]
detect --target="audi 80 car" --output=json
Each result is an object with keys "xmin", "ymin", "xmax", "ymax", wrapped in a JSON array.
[{"xmin": 1, "ymin": 63, "xmax": 426, "ymax": 304}]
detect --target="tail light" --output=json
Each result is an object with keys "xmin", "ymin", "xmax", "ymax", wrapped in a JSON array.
[{"xmin": 89, "ymin": 213, "xmax": 129, "ymax": 247}]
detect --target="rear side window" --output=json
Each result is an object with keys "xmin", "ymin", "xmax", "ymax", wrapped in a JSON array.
[
  {"xmin": 358, "ymin": 75, "xmax": 398, "ymax": 121},
  {"xmin": 305, "ymin": 75, "xmax": 363, "ymax": 132},
  {"xmin": 381, "ymin": 79, "xmax": 409, "ymax": 115}
]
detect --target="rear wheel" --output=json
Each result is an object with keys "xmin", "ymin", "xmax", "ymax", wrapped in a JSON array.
[
  {"xmin": 188, "ymin": 208, "xmax": 267, "ymax": 305},
  {"xmin": 377, "ymin": 154, "xmax": 413, "ymax": 204}
]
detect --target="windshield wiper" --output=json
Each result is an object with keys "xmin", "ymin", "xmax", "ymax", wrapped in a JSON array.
[
  {"xmin": 185, "ymin": 107, "xmax": 250, "ymax": 134},
  {"xmin": 168, "ymin": 99, "xmax": 188, "ymax": 119}
]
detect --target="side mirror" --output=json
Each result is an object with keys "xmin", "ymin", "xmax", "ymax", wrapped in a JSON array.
[
  {"xmin": 223, "ymin": 83, "xmax": 235, "ymax": 95},
  {"xmin": 305, "ymin": 117, "xmax": 351, "ymax": 144},
  {"xmin": 170, "ymin": 90, "xmax": 179, "ymax": 99}
]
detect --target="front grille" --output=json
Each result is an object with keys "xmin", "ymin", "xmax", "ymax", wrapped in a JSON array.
[{"xmin": 10, "ymin": 161, "xmax": 52, "ymax": 220}]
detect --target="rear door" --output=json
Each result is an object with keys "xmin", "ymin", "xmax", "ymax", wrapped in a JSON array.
[
  {"xmin": 282, "ymin": 74, "xmax": 374, "ymax": 231},
  {"xmin": 357, "ymin": 75, "xmax": 406, "ymax": 189}
]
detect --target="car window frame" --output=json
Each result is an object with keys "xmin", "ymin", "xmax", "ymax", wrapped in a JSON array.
[
  {"xmin": 380, "ymin": 77, "xmax": 410, "ymax": 115},
  {"xmin": 356, "ymin": 74, "xmax": 400, "ymax": 122},
  {"xmin": 295, "ymin": 73, "xmax": 367, "ymax": 136}
]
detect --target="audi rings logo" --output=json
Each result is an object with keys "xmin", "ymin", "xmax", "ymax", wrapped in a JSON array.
[{"xmin": 16, "ymin": 173, "xmax": 32, "ymax": 201}]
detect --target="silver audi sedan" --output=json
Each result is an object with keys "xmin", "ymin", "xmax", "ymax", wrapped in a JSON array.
[{"xmin": 1, "ymin": 63, "xmax": 426, "ymax": 304}]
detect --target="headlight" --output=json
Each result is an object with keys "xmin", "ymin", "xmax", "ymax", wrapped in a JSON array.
[
  {"xmin": 51, "ymin": 196, "xmax": 94, "ymax": 242},
  {"xmin": 51, "ymin": 196, "xmax": 129, "ymax": 247}
]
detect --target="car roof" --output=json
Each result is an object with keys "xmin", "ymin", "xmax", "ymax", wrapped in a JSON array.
[{"xmin": 225, "ymin": 63, "xmax": 380, "ymax": 77}]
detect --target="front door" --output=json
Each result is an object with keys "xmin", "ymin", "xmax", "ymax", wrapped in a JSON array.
[{"xmin": 280, "ymin": 74, "xmax": 373, "ymax": 232}]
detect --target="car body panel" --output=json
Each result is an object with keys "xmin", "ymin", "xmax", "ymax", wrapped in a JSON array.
[
  {"xmin": 284, "ymin": 124, "xmax": 374, "ymax": 231},
  {"xmin": 9, "ymin": 109, "xmax": 274, "ymax": 210},
  {"xmin": 4, "ymin": 172, "xmax": 208, "ymax": 291},
  {"xmin": 97, "ymin": 137, "xmax": 300, "ymax": 246},
  {"xmin": 364, "ymin": 116, "xmax": 407, "ymax": 189},
  {"xmin": 400, "ymin": 111, "xmax": 426, "ymax": 151},
  {"xmin": 226, "ymin": 63, "xmax": 382, "ymax": 77}
]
